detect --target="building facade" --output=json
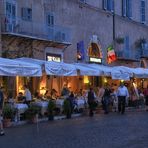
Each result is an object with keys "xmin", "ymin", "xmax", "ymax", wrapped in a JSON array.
[
  {"xmin": 0, "ymin": 0, "xmax": 148, "ymax": 93},
  {"xmin": 1, "ymin": 0, "xmax": 148, "ymax": 64}
]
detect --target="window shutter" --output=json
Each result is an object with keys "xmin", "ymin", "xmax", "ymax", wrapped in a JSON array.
[
  {"xmin": 103, "ymin": 0, "xmax": 107, "ymax": 10},
  {"xmin": 122, "ymin": 0, "xmax": 126, "ymax": 16},
  {"xmin": 47, "ymin": 13, "xmax": 54, "ymax": 26},
  {"xmin": 141, "ymin": 0, "xmax": 145, "ymax": 23},
  {"xmin": 27, "ymin": 8, "xmax": 32, "ymax": 21},
  {"xmin": 12, "ymin": 5, "xmax": 16, "ymax": 18},
  {"xmin": 51, "ymin": 15, "xmax": 54, "ymax": 26},
  {"xmin": 6, "ymin": 2, "xmax": 11, "ymax": 16},
  {"xmin": 127, "ymin": 0, "xmax": 132, "ymax": 18},
  {"xmin": 111, "ymin": 0, "xmax": 114, "ymax": 12},
  {"xmin": 125, "ymin": 36, "xmax": 129, "ymax": 51},
  {"xmin": 21, "ymin": 8, "xmax": 26, "ymax": 19}
]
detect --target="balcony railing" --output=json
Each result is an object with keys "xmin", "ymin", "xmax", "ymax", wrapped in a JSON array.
[
  {"xmin": 115, "ymin": 50, "xmax": 140, "ymax": 60},
  {"xmin": 1, "ymin": 15, "xmax": 71, "ymax": 44},
  {"xmin": 141, "ymin": 49, "xmax": 148, "ymax": 57}
]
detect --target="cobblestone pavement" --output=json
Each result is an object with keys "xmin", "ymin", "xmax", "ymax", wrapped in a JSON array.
[{"xmin": 0, "ymin": 111, "xmax": 148, "ymax": 148}]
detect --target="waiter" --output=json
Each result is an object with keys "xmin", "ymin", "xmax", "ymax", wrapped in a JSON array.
[{"xmin": 117, "ymin": 82, "xmax": 129, "ymax": 114}]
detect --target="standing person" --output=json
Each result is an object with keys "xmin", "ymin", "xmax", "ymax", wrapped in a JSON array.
[
  {"xmin": 117, "ymin": 82, "xmax": 129, "ymax": 114},
  {"xmin": 24, "ymin": 85, "xmax": 32, "ymax": 105},
  {"xmin": 0, "ymin": 87, "xmax": 5, "ymax": 136},
  {"xmin": 143, "ymin": 86, "xmax": 148, "ymax": 111},
  {"xmin": 87, "ymin": 88, "xmax": 96, "ymax": 117},
  {"xmin": 61, "ymin": 84, "xmax": 70, "ymax": 99},
  {"xmin": 98, "ymin": 86, "xmax": 105, "ymax": 107},
  {"xmin": 103, "ymin": 84, "xmax": 112, "ymax": 114}
]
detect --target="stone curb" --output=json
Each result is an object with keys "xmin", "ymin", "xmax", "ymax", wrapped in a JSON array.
[{"xmin": 11, "ymin": 113, "xmax": 82, "ymax": 127}]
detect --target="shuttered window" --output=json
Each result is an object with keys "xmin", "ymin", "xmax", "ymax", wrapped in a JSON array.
[
  {"xmin": 21, "ymin": 8, "xmax": 32, "ymax": 21},
  {"xmin": 47, "ymin": 13, "xmax": 54, "ymax": 26},
  {"xmin": 141, "ymin": 0, "xmax": 146, "ymax": 23},
  {"xmin": 122, "ymin": 0, "xmax": 132, "ymax": 18},
  {"xmin": 103, "ymin": 0, "xmax": 114, "ymax": 12}
]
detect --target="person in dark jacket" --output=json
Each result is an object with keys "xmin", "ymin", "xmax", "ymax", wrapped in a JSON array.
[
  {"xmin": 0, "ymin": 87, "xmax": 5, "ymax": 136},
  {"xmin": 87, "ymin": 88, "xmax": 96, "ymax": 117},
  {"xmin": 103, "ymin": 85, "xmax": 111, "ymax": 114}
]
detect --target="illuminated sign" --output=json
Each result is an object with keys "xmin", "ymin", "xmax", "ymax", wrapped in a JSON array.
[
  {"xmin": 46, "ymin": 53, "xmax": 61, "ymax": 62},
  {"xmin": 89, "ymin": 57, "xmax": 102, "ymax": 63}
]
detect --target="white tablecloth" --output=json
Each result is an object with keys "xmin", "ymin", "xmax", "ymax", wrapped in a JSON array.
[
  {"xmin": 14, "ymin": 103, "xmax": 28, "ymax": 121},
  {"xmin": 14, "ymin": 103, "xmax": 28, "ymax": 113},
  {"xmin": 76, "ymin": 99, "xmax": 85, "ymax": 109},
  {"xmin": 33, "ymin": 101, "xmax": 48, "ymax": 107},
  {"xmin": 56, "ymin": 99, "xmax": 64, "ymax": 106}
]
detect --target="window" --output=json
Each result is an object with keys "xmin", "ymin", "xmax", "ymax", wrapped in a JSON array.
[
  {"xmin": 141, "ymin": 0, "xmax": 145, "ymax": 23},
  {"xmin": 103, "ymin": 0, "xmax": 114, "ymax": 12},
  {"xmin": 6, "ymin": 2, "xmax": 16, "ymax": 18},
  {"xmin": 124, "ymin": 36, "xmax": 131, "ymax": 58},
  {"xmin": 79, "ymin": 0, "xmax": 86, "ymax": 3},
  {"xmin": 122, "ymin": 0, "xmax": 132, "ymax": 18},
  {"xmin": 21, "ymin": 8, "xmax": 32, "ymax": 21},
  {"xmin": 47, "ymin": 13, "xmax": 54, "ymax": 26},
  {"xmin": 124, "ymin": 36, "xmax": 129, "ymax": 50}
]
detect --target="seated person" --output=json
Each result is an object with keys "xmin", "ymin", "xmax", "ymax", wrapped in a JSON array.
[
  {"xmin": 7, "ymin": 92, "xmax": 15, "ymax": 107},
  {"xmin": 51, "ymin": 89, "xmax": 58, "ymax": 100},
  {"xmin": 44, "ymin": 90, "xmax": 51, "ymax": 99},
  {"xmin": 33, "ymin": 91, "xmax": 41, "ymax": 100},
  {"xmin": 17, "ymin": 92, "xmax": 25, "ymax": 102}
]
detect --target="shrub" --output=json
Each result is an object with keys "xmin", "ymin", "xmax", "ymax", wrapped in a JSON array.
[
  {"xmin": 3, "ymin": 104, "xmax": 15, "ymax": 119},
  {"xmin": 25, "ymin": 105, "xmax": 41, "ymax": 120}
]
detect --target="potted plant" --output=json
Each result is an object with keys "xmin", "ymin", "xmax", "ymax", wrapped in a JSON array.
[
  {"xmin": 25, "ymin": 105, "xmax": 40, "ymax": 123},
  {"xmin": 47, "ymin": 100, "xmax": 56, "ymax": 121},
  {"xmin": 115, "ymin": 37, "xmax": 124, "ymax": 44},
  {"xmin": 135, "ymin": 38, "xmax": 146, "ymax": 49},
  {"xmin": 63, "ymin": 99, "xmax": 72, "ymax": 119},
  {"xmin": 3, "ymin": 104, "xmax": 14, "ymax": 127}
]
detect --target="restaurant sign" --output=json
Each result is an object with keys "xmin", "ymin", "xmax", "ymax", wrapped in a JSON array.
[
  {"xmin": 88, "ymin": 35, "xmax": 103, "ymax": 64},
  {"xmin": 89, "ymin": 57, "xmax": 102, "ymax": 64},
  {"xmin": 46, "ymin": 53, "xmax": 61, "ymax": 62}
]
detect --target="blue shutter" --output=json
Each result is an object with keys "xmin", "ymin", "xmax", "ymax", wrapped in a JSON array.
[
  {"xmin": 141, "ymin": 0, "xmax": 145, "ymax": 23},
  {"xmin": 47, "ymin": 13, "xmax": 54, "ymax": 26},
  {"xmin": 129, "ymin": 0, "xmax": 132, "ymax": 18},
  {"xmin": 21, "ymin": 8, "xmax": 26, "ymax": 19},
  {"xmin": 111, "ymin": 0, "xmax": 114, "ymax": 12},
  {"xmin": 108, "ymin": 0, "xmax": 114, "ymax": 12},
  {"xmin": 12, "ymin": 5, "xmax": 16, "ymax": 18},
  {"xmin": 107, "ymin": 0, "xmax": 111, "ymax": 11},
  {"xmin": 6, "ymin": 2, "xmax": 11, "ymax": 16},
  {"xmin": 125, "ymin": 36, "xmax": 129, "ymax": 50},
  {"xmin": 122, "ymin": 0, "xmax": 126, "ymax": 16},
  {"xmin": 124, "ymin": 36, "xmax": 130, "ymax": 58},
  {"xmin": 103, "ymin": 0, "xmax": 107, "ymax": 10},
  {"xmin": 127, "ymin": 0, "xmax": 132, "ymax": 18}
]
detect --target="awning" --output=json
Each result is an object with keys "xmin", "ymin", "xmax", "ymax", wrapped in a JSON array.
[
  {"xmin": 113, "ymin": 66, "xmax": 148, "ymax": 78},
  {"xmin": 73, "ymin": 63, "xmax": 103, "ymax": 76},
  {"xmin": 16, "ymin": 57, "xmax": 77, "ymax": 76},
  {"xmin": 0, "ymin": 57, "xmax": 42, "ymax": 76},
  {"xmin": 45, "ymin": 61, "xmax": 77, "ymax": 76}
]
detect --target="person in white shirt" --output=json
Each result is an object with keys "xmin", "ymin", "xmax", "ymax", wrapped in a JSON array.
[
  {"xmin": 117, "ymin": 82, "xmax": 129, "ymax": 114},
  {"xmin": 24, "ymin": 85, "xmax": 32, "ymax": 105}
]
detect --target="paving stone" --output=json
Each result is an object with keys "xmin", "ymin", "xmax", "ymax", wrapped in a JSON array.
[{"xmin": 0, "ymin": 111, "xmax": 148, "ymax": 148}]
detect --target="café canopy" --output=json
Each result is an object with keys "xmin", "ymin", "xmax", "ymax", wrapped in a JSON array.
[
  {"xmin": 0, "ymin": 57, "xmax": 42, "ymax": 76},
  {"xmin": 14, "ymin": 57, "xmax": 148, "ymax": 79}
]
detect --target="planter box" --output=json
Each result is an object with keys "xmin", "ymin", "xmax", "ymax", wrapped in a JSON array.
[{"xmin": 3, "ymin": 119, "xmax": 12, "ymax": 127}]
